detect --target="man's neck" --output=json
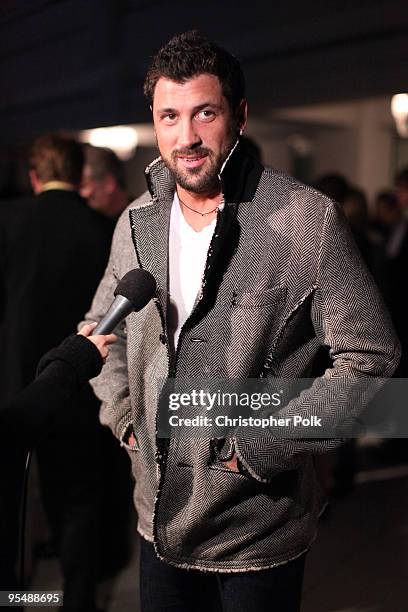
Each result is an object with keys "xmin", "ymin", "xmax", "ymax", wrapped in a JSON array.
[
  {"xmin": 176, "ymin": 185, "xmax": 223, "ymax": 232},
  {"xmin": 176, "ymin": 185, "xmax": 222, "ymax": 209},
  {"xmin": 39, "ymin": 181, "xmax": 76, "ymax": 193}
]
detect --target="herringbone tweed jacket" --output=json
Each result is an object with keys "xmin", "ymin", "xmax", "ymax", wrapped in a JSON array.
[{"xmin": 86, "ymin": 142, "xmax": 400, "ymax": 572}]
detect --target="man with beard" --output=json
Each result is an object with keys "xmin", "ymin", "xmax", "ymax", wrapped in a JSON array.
[{"xmin": 84, "ymin": 31, "xmax": 399, "ymax": 611}]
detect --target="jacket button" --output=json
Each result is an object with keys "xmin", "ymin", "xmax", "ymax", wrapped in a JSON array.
[{"xmin": 159, "ymin": 334, "xmax": 167, "ymax": 345}]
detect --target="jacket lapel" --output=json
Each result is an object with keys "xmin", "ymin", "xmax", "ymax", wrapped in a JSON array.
[
  {"xmin": 129, "ymin": 158, "xmax": 176, "ymax": 321},
  {"xmin": 129, "ymin": 198, "xmax": 172, "ymax": 322}
]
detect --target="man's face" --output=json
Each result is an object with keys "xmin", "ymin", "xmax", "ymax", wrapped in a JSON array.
[
  {"xmin": 152, "ymin": 74, "xmax": 245, "ymax": 194},
  {"xmin": 80, "ymin": 165, "xmax": 110, "ymax": 212}
]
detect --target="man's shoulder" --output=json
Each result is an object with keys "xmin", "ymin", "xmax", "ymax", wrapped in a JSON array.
[
  {"xmin": 259, "ymin": 167, "xmax": 334, "ymax": 213},
  {"xmin": 114, "ymin": 191, "xmax": 151, "ymax": 231},
  {"xmin": 0, "ymin": 194, "xmax": 38, "ymax": 213},
  {"xmin": 128, "ymin": 190, "xmax": 153, "ymax": 210},
  {"xmin": 109, "ymin": 191, "xmax": 152, "ymax": 263},
  {"xmin": 34, "ymin": 189, "xmax": 87, "ymax": 219},
  {"xmin": 0, "ymin": 196, "xmax": 38, "ymax": 238}
]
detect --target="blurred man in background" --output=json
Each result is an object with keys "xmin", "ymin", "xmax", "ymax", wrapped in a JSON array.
[
  {"xmin": 80, "ymin": 144, "xmax": 128, "ymax": 221},
  {"xmin": 0, "ymin": 132, "xmax": 113, "ymax": 401},
  {"xmin": 386, "ymin": 167, "xmax": 408, "ymax": 377},
  {"xmin": 0, "ymin": 133, "xmax": 122, "ymax": 611}
]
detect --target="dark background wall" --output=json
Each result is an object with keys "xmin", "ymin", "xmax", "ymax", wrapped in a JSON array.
[{"xmin": 1, "ymin": 0, "xmax": 407, "ymax": 146}]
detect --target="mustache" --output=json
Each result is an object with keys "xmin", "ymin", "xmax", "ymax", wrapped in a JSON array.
[{"xmin": 172, "ymin": 147, "xmax": 212, "ymax": 159}]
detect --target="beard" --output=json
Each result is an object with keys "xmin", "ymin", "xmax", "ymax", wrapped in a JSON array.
[{"xmin": 160, "ymin": 125, "xmax": 238, "ymax": 194}]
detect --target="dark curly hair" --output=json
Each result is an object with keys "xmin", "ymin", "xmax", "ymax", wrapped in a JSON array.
[{"xmin": 144, "ymin": 30, "xmax": 245, "ymax": 111}]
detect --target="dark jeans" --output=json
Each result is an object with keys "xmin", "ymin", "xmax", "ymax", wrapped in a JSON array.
[{"xmin": 140, "ymin": 538, "xmax": 306, "ymax": 612}]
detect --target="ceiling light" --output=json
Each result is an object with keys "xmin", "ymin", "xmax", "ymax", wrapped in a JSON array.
[
  {"xmin": 79, "ymin": 125, "xmax": 139, "ymax": 160},
  {"xmin": 391, "ymin": 94, "xmax": 408, "ymax": 138}
]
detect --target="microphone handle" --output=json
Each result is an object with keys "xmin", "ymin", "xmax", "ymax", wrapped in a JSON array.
[{"xmin": 92, "ymin": 295, "xmax": 133, "ymax": 335}]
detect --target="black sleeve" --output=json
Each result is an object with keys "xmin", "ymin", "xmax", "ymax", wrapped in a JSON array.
[
  {"xmin": 0, "ymin": 335, "xmax": 103, "ymax": 448},
  {"xmin": 36, "ymin": 333, "xmax": 103, "ymax": 383}
]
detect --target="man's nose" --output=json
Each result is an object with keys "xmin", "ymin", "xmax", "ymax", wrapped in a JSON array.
[{"xmin": 178, "ymin": 119, "xmax": 201, "ymax": 149}]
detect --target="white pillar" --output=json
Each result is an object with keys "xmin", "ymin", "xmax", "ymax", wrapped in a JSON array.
[{"xmin": 354, "ymin": 99, "xmax": 394, "ymax": 205}]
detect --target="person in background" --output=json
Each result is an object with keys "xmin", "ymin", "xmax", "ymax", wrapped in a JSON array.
[
  {"xmin": 80, "ymin": 142, "xmax": 136, "ymax": 588},
  {"xmin": 341, "ymin": 187, "xmax": 372, "ymax": 268},
  {"xmin": 373, "ymin": 190, "xmax": 401, "ymax": 240},
  {"xmin": 0, "ymin": 133, "xmax": 118, "ymax": 611},
  {"xmin": 372, "ymin": 168, "xmax": 408, "ymax": 466},
  {"xmin": 0, "ymin": 325, "xmax": 116, "ymax": 591},
  {"xmin": 385, "ymin": 167, "xmax": 408, "ymax": 377},
  {"xmin": 387, "ymin": 168, "xmax": 408, "ymax": 262},
  {"xmin": 0, "ymin": 133, "xmax": 114, "ymax": 398},
  {"xmin": 80, "ymin": 144, "xmax": 129, "ymax": 221},
  {"xmin": 314, "ymin": 172, "xmax": 349, "ymax": 206},
  {"xmin": 365, "ymin": 190, "xmax": 401, "ymax": 309}
]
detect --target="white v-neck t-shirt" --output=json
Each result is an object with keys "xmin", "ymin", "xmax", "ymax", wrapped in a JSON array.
[{"xmin": 168, "ymin": 192, "xmax": 218, "ymax": 350}]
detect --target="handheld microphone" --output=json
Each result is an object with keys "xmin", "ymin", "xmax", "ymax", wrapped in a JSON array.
[{"xmin": 92, "ymin": 269, "xmax": 156, "ymax": 335}]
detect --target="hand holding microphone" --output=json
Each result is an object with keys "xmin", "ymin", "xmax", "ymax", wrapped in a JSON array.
[
  {"xmin": 83, "ymin": 269, "xmax": 156, "ymax": 361},
  {"xmin": 77, "ymin": 322, "xmax": 117, "ymax": 361}
]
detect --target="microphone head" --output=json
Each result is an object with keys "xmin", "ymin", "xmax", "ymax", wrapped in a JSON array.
[{"xmin": 114, "ymin": 269, "xmax": 156, "ymax": 311}]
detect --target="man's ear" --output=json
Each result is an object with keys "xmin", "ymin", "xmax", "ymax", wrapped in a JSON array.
[
  {"xmin": 150, "ymin": 104, "xmax": 156, "ymax": 135},
  {"xmin": 29, "ymin": 169, "xmax": 42, "ymax": 194},
  {"xmin": 236, "ymin": 99, "xmax": 248, "ymax": 135}
]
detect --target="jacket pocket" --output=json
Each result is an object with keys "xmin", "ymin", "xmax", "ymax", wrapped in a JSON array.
[
  {"xmin": 221, "ymin": 285, "xmax": 287, "ymax": 375},
  {"xmin": 208, "ymin": 460, "xmax": 251, "ymax": 479},
  {"xmin": 233, "ymin": 285, "xmax": 287, "ymax": 308}
]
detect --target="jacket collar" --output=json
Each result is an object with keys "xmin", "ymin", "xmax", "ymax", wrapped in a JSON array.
[{"xmin": 144, "ymin": 138, "xmax": 263, "ymax": 205}]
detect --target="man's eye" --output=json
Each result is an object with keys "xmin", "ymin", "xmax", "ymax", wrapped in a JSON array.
[
  {"xmin": 163, "ymin": 114, "xmax": 177, "ymax": 123},
  {"xmin": 196, "ymin": 110, "xmax": 215, "ymax": 121}
]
